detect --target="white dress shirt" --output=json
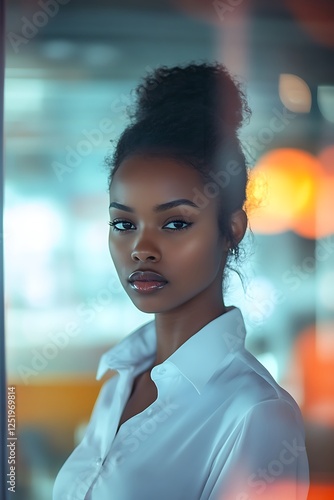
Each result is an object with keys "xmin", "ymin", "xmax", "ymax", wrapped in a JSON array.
[{"xmin": 53, "ymin": 307, "xmax": 309, "ymax": 500}]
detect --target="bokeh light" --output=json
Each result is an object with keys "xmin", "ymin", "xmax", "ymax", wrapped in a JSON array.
[
  {"xmin": 4, "ymin": 200, "xmax": 64, "ymax": 255},
  {"xmin": 279, "ymin": 74, "xmax": 312, "ymax": 113},
  {"xmin": 293, "ymin": 322, "xmax": 334, "ymax": 426},
  {"xmin": 247, "ymin": 149, "xmax": 323, "ymax": 236},
  {"xmin": 317, "ymin": 86, "xmax": 334, "ymax": 124}
]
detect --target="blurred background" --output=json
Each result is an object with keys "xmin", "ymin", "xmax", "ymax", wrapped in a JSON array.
[{"xmin": 4, "ymin": 0, "xmax": 334, "ymax": 498}]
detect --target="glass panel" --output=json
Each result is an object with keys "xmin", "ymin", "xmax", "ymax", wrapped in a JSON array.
[{"xmin": 3, "ymin": 1, "xmax": 334, "ymax": 498}]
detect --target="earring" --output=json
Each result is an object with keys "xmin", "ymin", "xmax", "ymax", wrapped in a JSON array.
[{"xmin": 228, "ymin": 245, "xmax": 239, "ymax": 258}]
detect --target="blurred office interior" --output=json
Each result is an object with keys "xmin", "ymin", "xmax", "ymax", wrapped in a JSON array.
[{"xmin": 4, "ymin": 0, "xmax": 334, "ymax": 498}]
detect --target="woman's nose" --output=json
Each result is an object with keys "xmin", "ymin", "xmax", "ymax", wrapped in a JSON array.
[
  {"xmin": 130, "ymin": 237, "xmax": 161, "ymax": 262},
  {"xmin": 131, "ymin": 250, "xmax": 160, "ymax": 262}
]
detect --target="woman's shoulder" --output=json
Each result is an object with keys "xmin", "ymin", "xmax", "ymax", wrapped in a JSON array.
[{"xmin": 216, "ymin": 345, "xmax": 304, "ymax": 428}]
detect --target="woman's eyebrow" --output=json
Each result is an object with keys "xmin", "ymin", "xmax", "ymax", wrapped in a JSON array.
[
  {"xmin": 109, "ymin": 199, "xmax": 199, "ymax": 212},
  {"xmin": 109, "ymin": 202, "xmax": 134, "ymax": 212},
  {"xmin": 154, "ymin": 199, "xmax": 200, "ymax": 212}
]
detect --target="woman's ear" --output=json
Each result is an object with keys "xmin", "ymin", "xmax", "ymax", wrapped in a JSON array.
[{"xmin": 230, "ymin": 209, "xmax": 248, "ymax": 247}]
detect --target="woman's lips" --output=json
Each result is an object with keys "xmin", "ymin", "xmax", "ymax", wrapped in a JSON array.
[{"xmin": 128, "ymin": 271, "xmax": 168, "ymax": 294}]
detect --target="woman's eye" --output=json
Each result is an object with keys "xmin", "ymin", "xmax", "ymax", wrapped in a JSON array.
[
  {"xmin": 163, "ymin": 220, "xmax": 192, "ymax": 231},
  {"xmin": 109, "ymin": 220, "xmax": 135, "ymax": 232}
]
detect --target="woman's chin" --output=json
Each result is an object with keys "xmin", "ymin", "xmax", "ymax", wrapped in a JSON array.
[{"xmin": 128, "ymin": 296, "xmax": 171, "ymax": 315}]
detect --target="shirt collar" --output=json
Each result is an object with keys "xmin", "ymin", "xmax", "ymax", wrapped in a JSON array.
[
  {"xmin": 96, "ymin": 320, "xmax": 157, "ymax": 379},
  {"xmin": 97, "ymin": 307, "xmax": 246, "ymax": 394}
]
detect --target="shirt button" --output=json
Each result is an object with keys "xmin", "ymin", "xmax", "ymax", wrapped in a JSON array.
[
  {"xmin": 147, "ymin": 407, "xmax": 154, "ymax": 416},
  {"xmin": 95, "ymin": 457, "xmax": 102, "ymax": 466},
  {"xmin": 156, "ymin": 366, "xmax": 166, "ymax": 375}
]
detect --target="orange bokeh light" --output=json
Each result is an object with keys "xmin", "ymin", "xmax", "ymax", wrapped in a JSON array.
[
  {"xmin": 247, "ymin": 148, "xmax": 334, "ymax": 238},
  {"xmin": 314, "ymin": 146, "xmax": 334, "ymax": 238},
  {"xmin": 247, "ymin": 149, "xmax": 323, "ymax": 236},
  {"xmin": 295, "ymin": 172, "xmax": 334, "ymax": 239}
]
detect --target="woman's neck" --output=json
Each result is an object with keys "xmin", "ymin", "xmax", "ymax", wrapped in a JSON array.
[{"xmin": 152, "ymin": 298, "xmax": 227, "ymax": 366}]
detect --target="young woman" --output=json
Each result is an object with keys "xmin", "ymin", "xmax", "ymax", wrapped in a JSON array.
[{"xmin": 53, "ymin": 63, "xmax": 309, "ymax": 499}]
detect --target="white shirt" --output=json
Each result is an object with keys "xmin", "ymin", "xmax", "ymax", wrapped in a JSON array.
[{"xmin": 53, "ymin": 307, "xmax": 309, "ymax": 500}]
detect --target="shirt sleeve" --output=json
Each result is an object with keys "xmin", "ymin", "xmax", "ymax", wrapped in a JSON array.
[{"xmin": 203, "ymin": 398, "xmax": 309, "ymax": 500}]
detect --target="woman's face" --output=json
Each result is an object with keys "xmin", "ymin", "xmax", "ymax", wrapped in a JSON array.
[{"xmin": 108, "ymin": 154, "xmax": 228, "ymax": 315}]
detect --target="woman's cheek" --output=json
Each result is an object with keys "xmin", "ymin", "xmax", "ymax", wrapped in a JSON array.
[{"xmin": 176, "ymin": 237, "xmax": 208, "ymax": 259}]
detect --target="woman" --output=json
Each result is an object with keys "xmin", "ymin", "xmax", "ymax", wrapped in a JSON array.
[{"xmin": 53, "ymin": 63, "xmax": 309, "ymax": 499}]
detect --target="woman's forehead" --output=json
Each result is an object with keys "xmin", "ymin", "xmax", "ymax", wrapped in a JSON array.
[
  {"xmin": 109, "ymin": 154, "xmax": 204, "ymax": 195},
  {"xmin": 109, "ymin": 154, "xmax": 221, "ymax": 215}
]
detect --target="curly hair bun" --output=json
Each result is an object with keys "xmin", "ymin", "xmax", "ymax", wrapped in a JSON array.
[{"xmin": 133, "ymin": 63, "xmax": 249, "ymax": 136}]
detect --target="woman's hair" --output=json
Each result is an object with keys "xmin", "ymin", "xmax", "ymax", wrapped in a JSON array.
[{"xmin": 106, "ymin": 62, "xmax": 251, "ymax": 260}]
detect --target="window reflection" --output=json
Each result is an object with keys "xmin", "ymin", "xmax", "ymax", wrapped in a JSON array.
[{"xmin": 4, "ymin": 1, "xmax": 334, "ymax": 498}]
